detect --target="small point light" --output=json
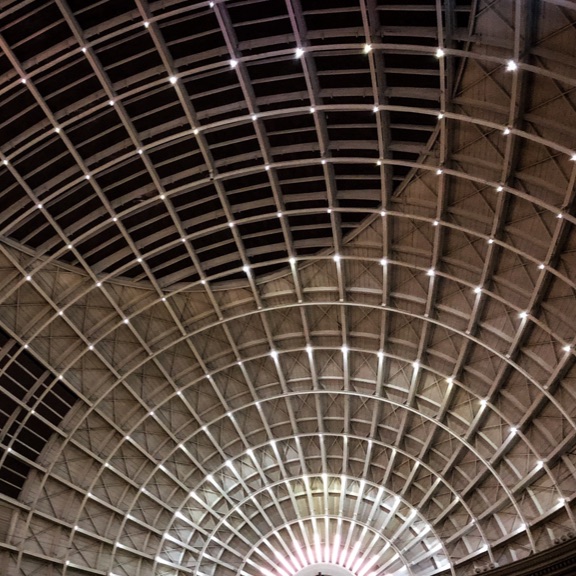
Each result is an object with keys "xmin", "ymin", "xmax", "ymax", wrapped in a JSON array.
[
  {"xmin": 295, "ymin": 47, "xmax": 305, "ymax": 59},
  {"xmin": 265, "ymin": 164, "xmax": 270, "ymax": 171},
  {"xmin": 474, "ymin": 286, "xmax": 481, "ymax": 294},
  {"xmin": 538, "ymin": 263, "xmax": 545, "ymax": 270},
  {"xmin": 169, "ymin": 75, "xmax": 178, "ymax": 84},
  {"xmin": 228, "ymin": 221, "xmax": 234, "ymax": 228},
  {"xmin": 427, "ymin": 268, "xmax": 435, "ymax": 276},
  {"xmin": 277, "ymin": 211, "xmax": 283, "ymax": 218},
  {"xmin": 506, "ymin": 60, "xmax": 518, "ymax": 71},
  {"xmin": 519, "ymin": 311, "xmax": 528, "ymax": 319},
  {"xmin": 373, "ymin": 105, "xmax": 379, "ymax": 113},
  {"xmin": 436, "ymin": 168, "xmax": 443, "ymax": 175},
  {"xmin": 123, "ymin": 318, "xmax": 129, "ymax": 324},
  {"xmin": 37, "ymin": 203, "xmax": 43, "ymax": 209},
  {"xmin": 333, "ymin": 254, "xmax": 341, "ymax": 263},
  {"xmin": 435, "ymin": 48, "xmax": 445, "ymax": 58},
  {"xmin": 433, "ymin": 219, "xmax": 439, "ymax": 226},
  {"xmin": 138, "ymin": 148, "xmax": 143, "ymax": 155},
  {"xmin": 488, "ymin": 238, "xmax": 494, "ymax": 244},
  {"xmin": 242, "ymin": 265, "xmax": 250, "ymax": 274},
  {"xmin": 54, "ymin": 127, "xmax": 61, "ymax": 134},
  {"xmin": 289, "ymin": 257, "xmax": 296, "ymax": 265},
  {"xmin": 21, "ymin": 78, "xmax": 27, "ymax": 84},
  {"xmin": 380, "ymin": 258, "xmax": 388, "ymax": 266},
  {"xmin": 270, "ymin": 349, "xmax": 278, "ymax": 360},
  {"xmin": 25, "ymin": 275, "xmax": 32, "ymax": 281},
  {"xmin": 510, "ymin": 426, "xmax": 517, "ymax": 434},
  {"xmin": 81, "ymin": 47, "xmax": 87, "ymax": 53},
  {"xmin": 376, "ymin": 159, "xmax": 382, "ymax": 166},
  {"xmin": 310, "ymin": 106, "xmax": 315, "ymax": 113},
  {"xmin": 496, "ymin": 185, "xmax": 504, "ymax": 192},
  {"xmin": 341, "ymin": 345, "xmax": 349, "ymax": 355},
  {"xmin": 563, "ymin": 345, "xmax": 571, "ymax": 352},
  {"xmin": 108, "ymin": 99, "xmax": 115, "ymax": 106},
  {"xmin": 503, "ymin": 126, "xmax": 511, "ymax": 135},
  {"xmin": 230, "ymin": 59, "xmax": 238, "ymax": 68},
  {"xmin": 85, "ymin": 174, "xmax": 91, "ymax": 180},
  {"xmin": 438, "ymin": 112, "xmax": 444, "ymax": 119},
  {"xmin": 571, "ymin": 154, "xmax": 576, "ymax": 162},
  {"xmin": 557, "ymin": 212, "xmax": 563, "ymax": 219},
  {"xmin": 363, "ymin": 44, "xmax": 372, "ymax": 54},
  {"xmin": 251, "ymin": 114, "xmax": 258, "ymax": 121},
  {"xmin": 143, "ymin": 21, "xmax": 149, "ymax": 28}
]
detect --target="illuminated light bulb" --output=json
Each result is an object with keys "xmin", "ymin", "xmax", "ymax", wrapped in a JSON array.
[
  {"xmin": 85, "ymin": 174, "xmax": 91, "ymax": 180},
  {"xmin": 228, "ymin": 221, "xmax": 235, "ymax": 228},
  {"xmin": 96, "ymin": 282, "xmax": 102, "ymax": 288},
  {"xmin": 412, "ymin": 361, "xmax": 419, "ymax": 369},
  {"xmin": 435, "ymin": 47, "xmax": 445, "ymax": 58},
  {"xmin": 510, "ymin": 426, "xmax": 517, "ymax": 434},
  {"xmin": 438, "ymin": 112, "xmax": 444, "ymax": 119},
  {"xmin": 138, "ymin": 148, "xmax": 143, "ymax": 154},
  {"xmin": 169, "ymin": 75, "xmax": 178, "ymax": 84},
  {"xmin": 503, "ymin": 126, "xmax": 511, "ymax": 135},
  {"xmin": 270, "ymin": 349, "xmax": 278, "ymax": 360},
  {"xmin": 376, "ymin": 159, "xmax": 382, "ymax": 166},
  {"xmin": 380, "ymin": 258, "xmax": 388, "ymax": 266},
  {"xmin": 229, "ymin": 59, "xmax": 238, "ymax": 68},
  {"xmin": 488, "ymin": 238, "xmax": 494, "ymax": 244},
  {"xmin": 143, "ymin": 21, "xmax": 149, "ymax": 28},
  {"xmin": 506, "ymin": 59, "xmax": 518, "ymax": 71},
  {"xmin": 321, "ymin": 159, "xmax": 326, "ymax": 164},
  {"xmin": 519, "ymin": 311, "xmax": 528, "ymax": 319},
  {"xmin": 306, "ymin": 345, "xmax": 313, "ymax": 355},
  {"xmin": 341, "ymin": 345, "xmax": 349, "ymax": 355},
  {"xmin": 242, "ymin": 265, "xmax": 250, "ymax": 274},
  {"xmin": 427, "ymin": 268, "xmax": 435, "ymax": 276},
  {"xmin": 277, "ymin": 211, "xmax": 283, "ymax": 218},
  {"xmin": 538, "ymin": 263, "xmax": 545, "ymax": 270},
  {"xmin": 193, "ymin": 128, "xmax": 199, "ymax": 135},
  {"xmin": 363, "ymin": 44, "xmax": 372, "ymax": 54},
  {"xmin": 295, "ymin": 47, "xmax": 305, "ymax": 58},
  {"xmin": 54, "ymin": 127, "xmax": 61, "ymax": 133},
  {"xmin": 123, "ymin": 318, "xmax": 129, "ymax": 324},
  {"xmin": 333, "ymin": 254, "xmax": 341, "ymax": 263},
  {"xmin": 373, "ymin": 105, "xmax": 379, "ymax": 113},
  {"xmin": 21, "ymin": 78, "xmax": 27, "ymax": 84},
  {"xmin": 289, "ymin": 257, "xmax": 296, "ymax": 265},
  {"xmin": 377, "ymin": 350, "xmax": 384, "ymax": 359},
  {"xmin": 159, "ymin": 194, "xmax": 165, "ymax": 200},
  {"xmin": 496, "ymin": 185, "xmax": 504, "ymax": 192},
  {"xmin": 571, "ymin": 154, "xmax": 576, "ymax": 161},
  {"xmin": 447, "ymin": 377, "xmax": 453, "ymax": 385},
  {"xmin": 433, "ymin": 219, "xmax": 439, "ymax": 226},
  {"xmin": 480, "ymin": 398, "xmax": 487, "ymax": 406},
  {"xmin": 563, "ymin": 345, "xmax": 571, "ymax": 352},
  {"xmin": 25, "ymin": 275, "xmax": 32, "ymax": 281},
  {"xmin": 108, "ymin": 99, "xmax": 115, "ymax": 106},
  {"xmin": 37, "ymin": 203, "xmax": 43, "ymax": 209},
  {"xmin": 81, "ymin": 47, "xmax": 87, "ymax": 53},
  {"xmin": 251, "ymin": 114, "xmax": 258, "ymax": 121},
  {"xmin": 310, "ymin": 106, "xmax": 315, "ymax": 113},
  {"xmin": 436, "ymin": 168, "xmax": 443, "ymax": 175},
  {"xmin": 380, "ymin": 210, "xmax": 386, "ymax": 216},
  {"xmin": 2, "ymin": 159, "xmax": 8, "ymax": 165},
  {"xmin": 557, "ymin": 212, "xmax": 563, "ymax": 219},
  {"xmin": 264, "ymin": 164, "xmax": 270, "ymax": 171}
]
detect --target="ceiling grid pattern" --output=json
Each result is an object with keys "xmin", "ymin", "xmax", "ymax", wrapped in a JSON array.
[{"xmin": 1, "ymin": 1, "xmax": 576, "ymax": 576}]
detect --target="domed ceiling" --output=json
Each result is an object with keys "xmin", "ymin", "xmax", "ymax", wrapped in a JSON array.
[{"xmin": 1, "ymin": 1, "xmax": 576, "ymax": 576}]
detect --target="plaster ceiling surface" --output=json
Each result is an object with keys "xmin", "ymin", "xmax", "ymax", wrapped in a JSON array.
[{"xmin": 1, "ymin": 1, "xmax": 576, "ymax": 576}]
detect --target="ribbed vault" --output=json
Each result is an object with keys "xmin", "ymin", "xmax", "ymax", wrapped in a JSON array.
[{"xmin": 1, "ymin": 2, "xmax": 576, "ymax": 576}]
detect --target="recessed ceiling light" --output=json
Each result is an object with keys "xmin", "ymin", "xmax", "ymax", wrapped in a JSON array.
[{"xmin": 506, "ymin": 59, "xmax": 518, "ymax": 71}]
